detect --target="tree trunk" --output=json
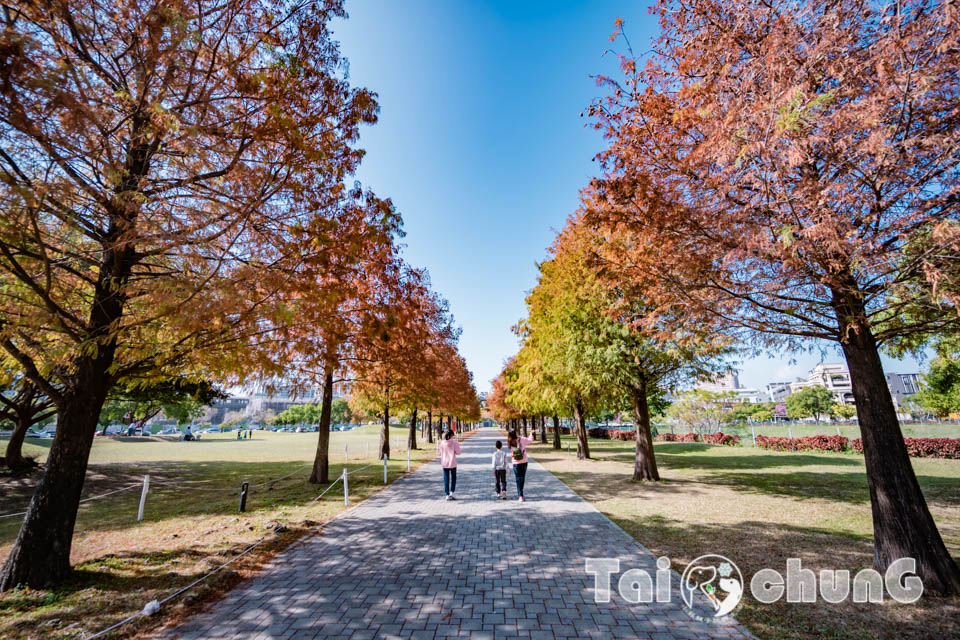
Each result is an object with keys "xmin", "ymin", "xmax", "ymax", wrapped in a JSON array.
[
  {"xmin": 521, "ymin": 415, "xmax": 527, "ymax": 437},
  {"xmin": 3, "ymin": 413, "xmax": 33, "ymax": 470},
  {"xmin": 426, "ymin": 410, "xmax": 434, "ymax": 444},
  {"xmin": 836, "ymin": 305, "xmax": 960, "ymax": 594},
  {"xmin": 309, "ymin": 367, "xmax": 334, "ymax": 484},
  {"xmin": 552, "ymin": 415, "xmax": 561, "ymax": 450},
  {"xmin": 539, "ymin": 415, "xmax": 547, "ymax": 444},
  {"xmin": 0, "ymin": 390, "xmax": 107, "ymax": 589},
  {"xmin": 407, "ymin": 407, "xmax": 418, "ymax": 450},
  {"xmin": 379, "ymin": 399, "xmax": 390, "ymax": 460},
  {"xmin": 631, "ymin": 380, "xmax": 660, "ymax": 481},
  {"xmin": 573, "ymin": 399, "xmax": 590, "ymax": 459}
]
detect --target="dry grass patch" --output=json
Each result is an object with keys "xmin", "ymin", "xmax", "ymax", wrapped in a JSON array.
[
  {"xmin": 530, "ymin": 436, "xmax": 960, "ymax": 640},
  {"xmin": 0, "ymin": 426, "xmax": 447, "ymax": 639}
]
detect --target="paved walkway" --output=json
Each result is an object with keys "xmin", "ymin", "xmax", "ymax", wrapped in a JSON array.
[{"xmin": 162, "ymin": 428, "xmax": 754, "ymax": 639}]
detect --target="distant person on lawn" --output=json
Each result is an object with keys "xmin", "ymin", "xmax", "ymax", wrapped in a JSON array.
[
  {"xmin": 492, "ymin": 440, "xmax": 508, "ymax": 499},
  {"xmin": 507, "ymin": 430, "xmax": 534, "ymax": 502},
  {"xmin": 439, "ymin": 429, "xmax": 461, "ymax": 501}
]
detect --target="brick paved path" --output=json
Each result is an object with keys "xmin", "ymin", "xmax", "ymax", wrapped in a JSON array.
[{"xmin": 162, "ymin": 428, "xmax": 754, "ymax": 639}]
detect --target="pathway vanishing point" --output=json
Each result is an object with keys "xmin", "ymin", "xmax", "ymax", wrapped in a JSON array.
[{"xmin": 160, "ymin": 428, "xmax": 754, "ymax": 639}]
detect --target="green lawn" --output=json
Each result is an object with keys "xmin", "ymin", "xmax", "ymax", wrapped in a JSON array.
[
  {"xmin": 0, "ymin": 425, "xmax": 446, "ymax": 639},
  {"xmin": 529, "ymin": 435, "xmax": 960, "ymax": 640}
]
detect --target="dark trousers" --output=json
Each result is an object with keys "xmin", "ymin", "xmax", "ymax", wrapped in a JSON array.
[
  {"xmin": 494, "ymin": 469, "xmax": 507, "ymax": 494},
  {"xmin": 514, "ymin": 462, "xmax": 528, "ymax": 497},
  {"xmin": 443, "ymin": 467, "xmax": 457, "ymax": 495}
]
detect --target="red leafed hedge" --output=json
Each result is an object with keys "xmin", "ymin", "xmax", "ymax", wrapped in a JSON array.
[
  {"xmin": 702, "ymin": 432, "xmax": 741, "ymax": 446},
  {"xmin": 655, "ymin": 433, "xmax": 701, "ymax": 443},
  {"xmin": 851, "ymin": 437, "xmax": 960, "ymax": 459},
  {"xmin": 586, "ymin": 428, "xmax": 636, "ymax": 441},
  {"xmin": 754, "ymin": 434, "xmax": 849, "ymax": 452}
]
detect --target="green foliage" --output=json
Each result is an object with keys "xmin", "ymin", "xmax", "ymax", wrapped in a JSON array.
[
  {"xmin": 331, "ymin": 398, "xmax": 352, "ymax": 425},
  {"xmin": 831, "ymin": 402, "xmax": 857, "ymax": 420},
  {"xmin": 785, "ymin": 386, "xmax": 836, "ymax": 422},
  {"xmin": 667, "ymin": 390, "xmax": 735, "ymax": 434},
  {"xmin": 272, "ymin": 404, "xmax": 322, "ymax": 426},
  {"xmin": 914, "ymin": 338, "xmax": 960, "ymax": 417}
]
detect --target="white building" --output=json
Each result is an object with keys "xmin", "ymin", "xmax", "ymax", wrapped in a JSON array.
[
  {"xmin": 697, "ymin": 371, "xmax": 741, "ymax": 393},
  {"xmin": 765, "ymin": 382, "xmax": 792, "ymax": 403}
]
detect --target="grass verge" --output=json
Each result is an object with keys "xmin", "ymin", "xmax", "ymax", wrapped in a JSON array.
[
  {"xmin": 528, "ymin": 435, "xmax": 960, "ymax": 640},
  {"xmin": 0, "ymin": 426, "xmax": 447, "ymax": 639}
]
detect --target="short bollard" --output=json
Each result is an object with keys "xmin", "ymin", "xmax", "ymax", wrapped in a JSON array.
[
  {"xmin": 343, "ymin": 468, "xmax": 349, "ymax": 505},
  {"xmin": 383, "ymin": 456, "xmax": 389, "ymax": 484},
  {"xmin": 836, "ymin": 426, "xmax": 841, "ymax": 436},
  {"xmin": 137, "ymin": 474, "xmax": 150, "ymax": 522},
  {"xmin": 407, "ymin": 448, "xmax": 411, "ymax": 472},
  {"xmin": 344, "ymin": 443, "xmax": 348, "ymax": 461},
  {"xmin": 567, "ymin": 442, "xmax": 570, "ymax": 455},
  {"xmin": 788, "ymin": 427, "xmax": 793, "ymax": 439},
  {"xmin": 238, "ymin": 481, "xmax": 249, "ymax": 513},
  {"xmin": 751, "ymin": 426, "xmax": 757, "ymax": 447}
]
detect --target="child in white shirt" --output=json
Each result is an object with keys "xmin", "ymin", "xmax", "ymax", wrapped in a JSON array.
[{"xmin": 492, "ymin": 440, "xmax": 508, "ymax": 499}]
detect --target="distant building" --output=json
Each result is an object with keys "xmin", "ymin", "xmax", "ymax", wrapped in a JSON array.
[
  {"xmin": 697, "ymin": 371, "xmax": 741, "ymax": 393},
  {"xmin": 789, "ymin": 363, "xmax": 855, "ymax": 404},
  {"xmin": 765, "ymin": 382, "xmax": 792, "ymax": 403},
  {"xmin": 886, "ymin": 372, "xmax": 921, "ymax": 408}
]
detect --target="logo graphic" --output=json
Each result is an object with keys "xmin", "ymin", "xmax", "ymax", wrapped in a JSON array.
[{"xmin": 680, "ymin": 554, "xmax": 743, "ymax": 621}]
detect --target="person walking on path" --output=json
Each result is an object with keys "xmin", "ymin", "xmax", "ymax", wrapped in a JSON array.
[
  {"xmin": 492, "ymin": 440, "xmax": 508, "ymax": 499},
  {"xmin": 438, "ymin": 429, "xmax": 461, "ymax": 500},
  {"xmin": 507, "ymin": 429, "xmax": 534, "ymax": 502}
]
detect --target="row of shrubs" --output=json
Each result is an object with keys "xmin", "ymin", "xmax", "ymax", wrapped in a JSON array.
[
  {"xmin": 755, "ymin": 434, "xmax": 960, "ymax": 459},
  {"xmin": 654, "ymin": 432, "xmax": 741, "ymax": 446},
  {"xmin": 851, "ymin": 437, "xmax": 960, "ymax": 459},
  {"xmin": 587, "ymin": 427, "xmax": 636, "ymax": 441},
  {"xmin": 754, "ymin": 434, "xmax": 849, "ymax": 452}
]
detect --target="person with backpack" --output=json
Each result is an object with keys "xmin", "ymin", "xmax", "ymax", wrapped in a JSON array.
[
  {"xmin": 507, "ymin": 429, "xmax": 534, "ymax": 502},
  {"xmin": 438, "ymin": 429, "xmax": 461, "ymax": 500}
]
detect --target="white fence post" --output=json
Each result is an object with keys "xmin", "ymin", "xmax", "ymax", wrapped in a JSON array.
[
  {"xmin": 137, "ymin": 474, "xmax": 150, "ymax": 522},
  {"xmin": 751, "ymin": 426, "xmax": 756, "ymax": 447},
  {"xmin": 343, "ymin": 468, "xmax": 349, "ymax": 505},
  {"xmin": 407, "ymin": 448, "xmax": 411, "ymax": 472},
  {"xmin": 788, "ymin": 427, "xmax": 793, "ymax": 439},
  {"xmin": 836, "ymin": 426, "xmax": 841, "ymax": 437},
  {"xmin": 344, "ymin": 443, "xmax": 348, "ymax": 461},
  {"xmin": 383, "ymin": 456, "xmax": 389, "ymax": 484}
]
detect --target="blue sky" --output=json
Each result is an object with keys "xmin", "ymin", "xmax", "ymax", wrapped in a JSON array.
[{"xmin": 332, "ymin": 1, "xmax": 923, "ymax": 392}]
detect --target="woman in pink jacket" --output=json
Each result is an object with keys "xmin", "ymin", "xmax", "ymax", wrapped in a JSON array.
[
  {"xmin": 507, "ymin": 430, "xmax": 534, "ymax": 502},
  {"xmin": 438, "ymin": 429, "xmax": 461, "ymax": 500}
]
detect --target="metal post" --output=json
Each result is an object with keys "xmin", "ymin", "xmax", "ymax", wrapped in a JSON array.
[
  {"xmin": 751, "ymin": 426, "xmax": 756, "ymax": 447},
  {"xmin": 344, "ymin": 443, "xmax": 348, "ymax": 461},
  {"xmin": 343, "ymin": 468, "xmax": 349, "ymax": 505},
  {"xmin": 238, "ymin": 481, "xmax": 249, "ymax": 513},
  {"xmin": 137, "ymin": 474, "xmax": 150, "ymax": 522},
  {"xmin": 407, "ymin": 448, "xmax": 411, "ymax": 472},
  {"xmin": 788, "ymin": 427, "xmax": 793, "ymax": 439},
  {"xmin": 836, "ymin": 426, "xmax": 841, "ymax": 437},
  {"xmin": 384, "ymin": 456, "xmax": 389, "ymax": 484}
]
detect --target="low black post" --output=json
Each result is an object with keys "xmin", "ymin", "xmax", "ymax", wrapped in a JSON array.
[{"xmin": 239, "ymin": 481, "xmax": 249, "ymax": 512}]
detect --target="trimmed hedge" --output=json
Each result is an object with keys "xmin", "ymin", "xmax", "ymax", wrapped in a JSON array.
[
  {"xmin": 655, "ymin": 433, "xmax": 700, "ymax": 443},
  {"xmin": 852, "ymin": 437, "xmax": 960, "ymax": 459},
  {"xmin": 702, "ymin": 432, "xmax": 741, "ymax": 446},
  {"xmin": 754, "ymin": 434, "xmax": 849, "ymax": 452},
  {"xmin": 586, "ymin": 428, "xmax": 636, "ymax": 441}
]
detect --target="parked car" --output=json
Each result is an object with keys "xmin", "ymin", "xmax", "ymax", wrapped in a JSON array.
[
  {"xmin": 38, "ymin": 427, "xmax": 57, "ymax": 438},
  {"xmin": 161, "ymin": 427, "xmax": 180, "ymax": 435}
]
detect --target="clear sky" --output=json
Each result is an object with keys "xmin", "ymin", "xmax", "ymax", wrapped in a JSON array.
[{"xmin": 332, "ymin": 1, "xmax": 923, "ymax": 393}]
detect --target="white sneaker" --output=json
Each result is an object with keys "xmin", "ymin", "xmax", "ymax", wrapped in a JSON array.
[
  {"xmin": 450, "ymin": 494, "xmax": 457, "ymax": 501},
  {"xmin": 445, "ymin": 495, "xmax": 452, "ymax": 501},
  {"xmin": 519, "ymin": 496, "xmax": 525, "ymax": 502},
  {"xmin": 495, "ymin": 492, "xmax": 501, "ymax": 498}
]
